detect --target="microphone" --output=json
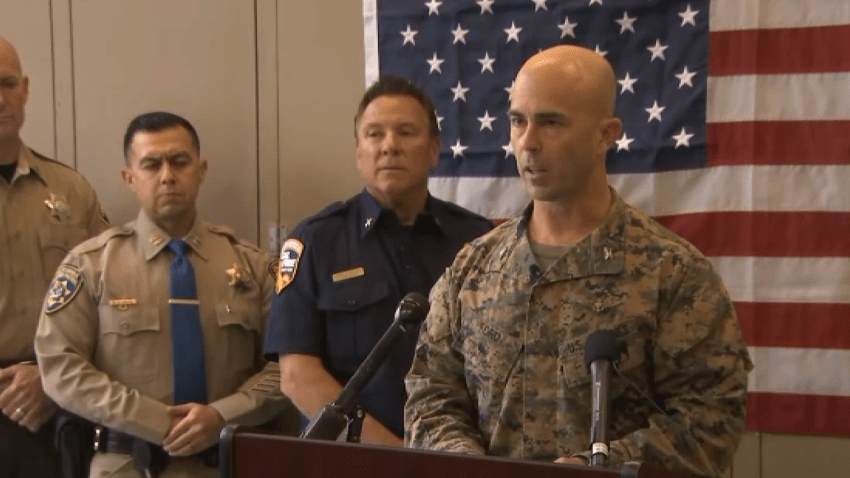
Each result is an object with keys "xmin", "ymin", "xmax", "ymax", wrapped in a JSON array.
[
  {"xmin": 301, "ymin": 292, "xmax": 430, "ymax": 441},
  {"xmin": 583, "ymin": 330, "xmax": 624, "ymax": 467}
]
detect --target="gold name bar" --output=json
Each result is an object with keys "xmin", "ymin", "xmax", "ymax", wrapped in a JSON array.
[{"xmin": 109, "ymin": 298, "xmax": 138, "ymax": 307}]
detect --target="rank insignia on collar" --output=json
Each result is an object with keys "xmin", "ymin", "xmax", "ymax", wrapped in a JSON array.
[
  {"xmin": 226, "ymin": 262, "xmax": 250, "ymax": 288},
  {"xmin": 44, "ymin": 193, "xmax": 71, "ymax": 221},
  {"xmin": 276, "ymin": 239, "xmax": 304, "ymax": 294},
  {"xmin": 45, "ymin": 265, "xmax": 83, "ymax": 314}
]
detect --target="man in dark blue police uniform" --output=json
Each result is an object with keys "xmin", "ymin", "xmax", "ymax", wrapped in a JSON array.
[{"xmin": 264, "ymin": 77, "xmax": 492, "ymax": 446}]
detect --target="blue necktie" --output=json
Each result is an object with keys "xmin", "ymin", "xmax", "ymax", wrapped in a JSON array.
[{"xmin": 168, "ymin": 239, "xmax": 208, "ymax": 404}]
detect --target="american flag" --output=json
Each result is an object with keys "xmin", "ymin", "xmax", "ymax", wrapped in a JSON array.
[{"xmin": 364, "ymin": 0, "xmax": 850, "ymax": 436}]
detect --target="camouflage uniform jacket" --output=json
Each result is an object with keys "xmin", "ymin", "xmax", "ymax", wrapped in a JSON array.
[{"xmin": 405, "ymin": 190, "xmax": 752, "ymax": 478}]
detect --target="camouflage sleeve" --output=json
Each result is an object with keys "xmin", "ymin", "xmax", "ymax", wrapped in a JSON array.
[
  {"xmin": 404, "ymin": 267, "xmax": 486, "ymax": 454},
  {"xmin": 604, "ymin": 256, "xmax": 752, "ymax": 477}
]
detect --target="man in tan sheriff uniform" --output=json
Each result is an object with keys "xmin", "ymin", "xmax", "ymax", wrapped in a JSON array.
[
  {"xmin": 0, "ymin": 35, "xmax": 109, "ymax": 477},
  {"xmin": 35, "ymin": 111, "xmax": 287, "ymax": 478}
]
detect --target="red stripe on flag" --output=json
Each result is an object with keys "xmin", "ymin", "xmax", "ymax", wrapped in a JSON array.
[
  {"xmin": 736, "ymin": 302, "xmax": 850, "ymax": 349},
  {"xmin": 747, "ymin": 392, "xmax": 850, "ymax": 435},
  {"xmin": 655, "ymin": 211, "xmax": 850, "ymax": 257},
  {"xmin": 707, "ymin": 121, "xmax": 850, "ymax": 166},
  {"xmin": 710, "ymin": 25, "xmax": 850, "ymax": 75}
]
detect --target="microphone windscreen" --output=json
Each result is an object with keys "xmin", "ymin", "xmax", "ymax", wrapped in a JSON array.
[
  {"xmin": 396, "ymin": 292, "xmax": 430, "ymax": 324},
  {"xmin": 583, "ymin": 330, "xmax": 623, "ymax": 371}
]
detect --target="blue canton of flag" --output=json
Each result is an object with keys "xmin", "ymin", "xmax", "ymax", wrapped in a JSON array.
[{"xmin": 374, "ymin": 0, "xmax": 708, "ymax": 176}]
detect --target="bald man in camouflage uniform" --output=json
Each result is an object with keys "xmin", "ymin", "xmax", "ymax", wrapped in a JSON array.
[{"xmin": 404, "ymin": 45, "xmax": 752, "ymax": 478}]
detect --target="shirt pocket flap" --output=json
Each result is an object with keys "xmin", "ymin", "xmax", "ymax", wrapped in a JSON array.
[
  {"xmin": 215, "ymin": 300, "xmax": 263, "ymax": 331},
  {"xmin": 99, "ymin": 305, "xmax": 160, "ymax": 336},
  {"xmin": 316, "ymin": 279, "xmax": 391, "ymax": 312}
]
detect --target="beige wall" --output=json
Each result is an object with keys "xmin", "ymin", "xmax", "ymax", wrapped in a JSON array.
[
  {"xmin": 2, "ymin": 2, "xmax": 848, "ymax": 477},
  {"xmin": 1, "ymin": 0, "xmax": 364, "ymax": 249}
]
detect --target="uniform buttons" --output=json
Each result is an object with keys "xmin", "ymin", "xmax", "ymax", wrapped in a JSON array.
[
  {"xmin": 120, "ymin": 322, "xmax": 129, "ymax": 331},
  {"xmin": 347, "ymin": 299, "xmax": 356, "ymax": 306},
  {"xmin": 593, "ymin": 300, "xmax": 604, "ymax": 312}
]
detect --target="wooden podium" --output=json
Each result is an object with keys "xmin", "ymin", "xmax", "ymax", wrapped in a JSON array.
[{"xmin": 219, "ymin": 426, "xmax": 696, "ymax": 478}]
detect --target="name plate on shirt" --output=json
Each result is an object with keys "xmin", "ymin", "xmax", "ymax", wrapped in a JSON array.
[
  {"xmin": 332, "ymin": 267, "xmax": 365, "ymax": 282},
  {"xmin": 109, "ymin": 298, "xmax": 138, "ymax": 310}
]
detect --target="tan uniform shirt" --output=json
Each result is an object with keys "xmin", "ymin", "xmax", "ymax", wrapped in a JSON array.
[
  {"xmin": 34, "ymin": 211, "xmax": 286, "ymax": 445},
  {"xmin": 0, "ymin": 146, "xmax": 108, "ymax": 363}
]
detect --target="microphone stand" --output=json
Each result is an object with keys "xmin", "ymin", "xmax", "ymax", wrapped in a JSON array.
[
  {"xmin": 301, "ymin": 292, "xmax": 429, "ymax": 442},
  {"xmin": 583, "ymin": 330, "xmax": 626, "ymax": 467}
]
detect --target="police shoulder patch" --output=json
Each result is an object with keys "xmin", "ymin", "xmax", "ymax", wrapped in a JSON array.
[
  {"xmin": 276, "ymin": 239, "xmax": 304, "ymax": 294},
  {"xmin": 45, "ymin": 264, "xmax": 84, "ymax": 314}
]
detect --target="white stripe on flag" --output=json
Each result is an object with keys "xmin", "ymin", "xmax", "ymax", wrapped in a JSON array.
[
  {"xmin": 610, "ymin": 165, "xmax": 850, "ymax": 216},
  {"xmin": 711, "ymin": 0, "xmax": 850, "ymax": 31},
  {"xmin": 711, "ymin": 257, "xmax": 850, "ymax": 304},
  {"xmin": 363, "ymin": 0, "xmax": 379, "ymax": 87},
  {"xmin": 748, "ymin": 346, "xmax": 850, "ymax": 396},
  {"xmin": 429, "ymin": 176, "xmax": 529, "ymax": 219},
  {"xmin": 708, "ymin": 73, "xmax": 850, "ymax": 122},
  {"xmin": 431, "ymin": 165, "xmax": 850, "ymax": 219}
]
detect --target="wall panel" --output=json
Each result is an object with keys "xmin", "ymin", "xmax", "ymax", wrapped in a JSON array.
[
  {"xmin": 0, "ymin": 0, "xmax": 56, "ymax": 159},
  {"xmin": 761, "ymin": 433, "xmax": 849, "ymax": 478},
  {"xmin": 70, "ymin": 0, "xmax": 259, "ymax": 241},
  {"xmin": 276, "ymin": 2, "xmax": 365, "ymax": 229}
]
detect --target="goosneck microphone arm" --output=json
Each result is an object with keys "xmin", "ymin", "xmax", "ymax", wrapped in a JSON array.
[{"xmin": 301, "ymin": 292, "xmax": 430, "ymax": 441}]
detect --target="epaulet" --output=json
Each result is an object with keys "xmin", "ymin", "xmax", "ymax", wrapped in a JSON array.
[
  {"xmin": 28, "ymin": 149, "xmax": 78, "ymax": 172},
  {"xmin": 207, "ymin": 223, "xmax": 265, "ymax": 253},
  {"xmin": 75, "ymin": 225, "xmax": 134, "ymax": 253},
  {"xmin": 303, "ymin": 199, "xmax": 350, "ymax": 226},
  {"xmin": 207, "ymin": 222, "xmax": 237, "ymax": 240}
]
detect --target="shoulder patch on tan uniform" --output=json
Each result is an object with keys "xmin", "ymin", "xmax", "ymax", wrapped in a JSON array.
[
  {"xmin": 276, "ymin": 239, "xmax": 304, "ymax": 294},
  {"xmin": 44, "ymin": 265, "xmax": 83, "ymax": 314}
]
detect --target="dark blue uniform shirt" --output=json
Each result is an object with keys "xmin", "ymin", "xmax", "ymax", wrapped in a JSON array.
[{"xmin": 264, "ymin": 189, "xmax": 492, "ymax": 437}]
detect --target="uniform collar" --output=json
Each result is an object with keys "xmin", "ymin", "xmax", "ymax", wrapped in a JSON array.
[
  {"xmin": 11, "ymin": 146, "xmax": 48, "ymax": 186},
  {"xmin": 134, "ymin": 210, "xmax": 210, "ymax": 263},
  {"xmin": 506, "ymin": 188, "xmax": 626, "ymax": 283},
  {"xmin": 357, "ymin": 189, "xmax": 444, "ymax": 238}
]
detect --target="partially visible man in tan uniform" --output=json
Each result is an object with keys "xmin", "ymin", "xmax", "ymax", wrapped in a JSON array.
[
  {"xmin": 35, "ymin": 111, "xmax": 287, "ymax": 478},
  {"xmin": 0, "ymin": 36, "xmax": 109, "ymax": 477}
]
